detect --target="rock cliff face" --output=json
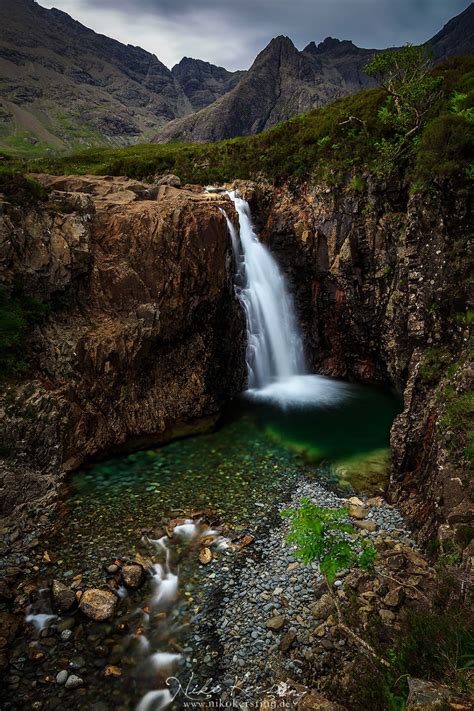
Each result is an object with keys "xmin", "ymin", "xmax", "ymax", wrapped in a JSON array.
[
  {"xmin": 171, "ymin": 58, "xmax": 245, "ymax": 111},
  {"xmin": 0, "ymin": 176, "xmax": 245, "ymax": 526},
  {"xmin": 239, "ymin": 177, "xmax": 472, "ymax": 544}
]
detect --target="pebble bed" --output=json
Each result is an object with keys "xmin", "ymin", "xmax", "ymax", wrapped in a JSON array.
[{"xmin": 183, "ymin": 477, "xmax": 411, "ymax": 703}]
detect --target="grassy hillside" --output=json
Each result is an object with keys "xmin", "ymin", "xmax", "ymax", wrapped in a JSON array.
[{"xmin": 1, "ymin": 55, "xmax": 473, "ymax": 189}]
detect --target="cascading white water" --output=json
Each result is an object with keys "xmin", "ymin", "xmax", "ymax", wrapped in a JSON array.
[
  {"xmin": 223, "ymin": 191, "xmax": 353, "ymax": 408},
  {"xmin": 225, "ymin": 191, "xmax": 306, "ymax": 389}
]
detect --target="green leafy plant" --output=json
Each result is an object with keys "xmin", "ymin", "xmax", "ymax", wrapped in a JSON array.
[
  {"xmin": 450, "ymin": 91, "xmax": 474, "ymax": 123},
  {"xmin": 0, "ymin": 285, "xmax": 50, "ymax": 378},
  {"xmin": 281, "ymin": 497, "xmax": 376, "ymax": 584}
]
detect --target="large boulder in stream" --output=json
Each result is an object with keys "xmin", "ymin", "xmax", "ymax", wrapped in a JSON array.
[{"xmin": 79, "ymin": 588, "xmax": 118, "ymax": 621}]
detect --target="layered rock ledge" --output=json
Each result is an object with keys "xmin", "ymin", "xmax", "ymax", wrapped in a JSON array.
[{"xmin": 0, "ymin": 175, "xmax": 245, "ymax": 528}]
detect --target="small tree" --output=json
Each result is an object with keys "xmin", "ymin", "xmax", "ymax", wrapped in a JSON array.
[
  {"xmin": 364, "ymin": 44, "xmax": 443, "ymax": 174},
  {"xmin": 281, "ymin": 497, "xmax": 376, "ymax": 584},
  {"xmin": 281, "ymin": 498, "xmax": 388, "ymax": 666},
  {"xmin": 365, "ymin": 44, "xmax": 443, "ymax": 139}
]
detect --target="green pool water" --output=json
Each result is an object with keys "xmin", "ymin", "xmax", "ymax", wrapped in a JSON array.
[{"xmin": 54, "ymin": 378, "xmax": 401, "ymax": 581}]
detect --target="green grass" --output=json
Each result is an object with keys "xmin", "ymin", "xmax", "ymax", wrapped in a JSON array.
[
  {"xmin": 439, "ymin": 385, "xmax": 474, "ymax": 466},
  {"xmin": 357, "ymin": 577, "xmax": 474, "ymax": 710},
  {"xmin": 0, "ymin": 54, "xmax": 470, "ymax": 189},
  {"xmin": 0, "ymin": 129, "xmax": 57, "ymax": 158}
]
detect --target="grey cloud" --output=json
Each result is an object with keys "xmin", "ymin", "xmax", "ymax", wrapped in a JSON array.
[{"xmin": 38, "ymin": 0, "xmax": 469, "ymax": 69}]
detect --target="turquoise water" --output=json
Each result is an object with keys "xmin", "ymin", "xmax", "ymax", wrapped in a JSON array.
[
  {"xmin": 54, "ymin": 379, "xmax": 400, "ymax": 580},
  {"xmin": 14, "ymin": 378, "xmax": 400, "ymax": 711}
]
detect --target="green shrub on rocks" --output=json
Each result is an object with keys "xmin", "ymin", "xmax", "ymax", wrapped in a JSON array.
[
  {"xmin": 281, "ymin": 497, "xmax": 376, "ymax": 584},
  {"xmin": 0, "ymin": 285, "xmax": 50, "ymax": 378}
]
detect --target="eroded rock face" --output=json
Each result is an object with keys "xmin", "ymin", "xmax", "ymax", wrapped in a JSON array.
[
  {"xmin": 0, "ymin": 176, "xmax": 245, "ymax": 524},
  {"xmin": 242, "ymin": 177, "xmax": 472, "ymax": 544}
]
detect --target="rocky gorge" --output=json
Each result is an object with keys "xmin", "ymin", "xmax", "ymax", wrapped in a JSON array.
[{"xmin": 0, "ymin": 169, "xmax": 472, "ymax": 710}]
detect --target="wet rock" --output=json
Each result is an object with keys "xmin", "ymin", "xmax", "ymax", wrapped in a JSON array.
[
  {"xmin": 56, "ymin": 670, "xmax": 68, "ymax": 685},
  {"xmin": 0, "ymin": 611, "xmax": 20, "ymax": 670},
  {"xmin": 52, "ymin": 580, "xmax": 76, "ymax": 612},
  {"xmin": 406, "ymin": 676, "xmax": 472, "ymax": 710},
  {"xmin": 61, "ymin": 629, "xmax": 73, "ymax": 641},
  {"xmin": 311, "ymin": 594, "xmax": 334, "ymax": 620},
  {"xmin": 79, "ymin": 589, "xmax": 118, "ymax": 621},
  {"xmin": 121, "ymin": 563, "xmax": 145, "ymax": 589},
  {"xmin": 265, "ymin": 615, "xmax": 286, "ymax": 631},
  {"xmin": 199, "ymin": 548, "xmax": 213, "ymax": 565},
  {"xmin": 64, "ymin": 674, "xmax": 83, "ymax": 690}
]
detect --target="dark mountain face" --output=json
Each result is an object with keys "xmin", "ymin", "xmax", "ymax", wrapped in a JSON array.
[
  {"xmin": 154, "ymin": 35, "xmax": 379, "ymax": 144},
  {"xmin": 154, "ymin": 4, "xmax": 474, "ymax": 145},
  {"xmin": 429, "ymin": 2, "xmax": 474, "ymax": 59},
  {"xmin": 0, "ymin": 0, "xmax": 195, "ymax": 150},
  {"xmin": 171, "ymin": 58, "xmax": 245, "ymax": 111}
]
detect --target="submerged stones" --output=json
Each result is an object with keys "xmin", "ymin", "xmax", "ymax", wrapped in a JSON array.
[
  {"xmin": 121, "ymin": 563, "xmax": 145, "ymax": 589},
  {"xmin": 51, "ymin": 580, "xmax": 76, "ymax": 612},
  {"xmin": 79, "ymin": 589, "xmax": 118, "ymax": 621}
]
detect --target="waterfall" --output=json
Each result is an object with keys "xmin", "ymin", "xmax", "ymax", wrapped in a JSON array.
[{"xmin": 224, "ymin": 191, "xmax": 306, "ymax": 389}]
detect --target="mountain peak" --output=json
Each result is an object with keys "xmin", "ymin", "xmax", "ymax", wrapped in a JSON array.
[{"xmin": 304, "ymin": 37, "xmax": 359, "ymax": 55}]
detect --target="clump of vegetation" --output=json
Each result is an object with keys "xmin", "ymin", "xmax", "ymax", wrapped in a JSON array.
[
  {"xmin": 0, "ymin": 170, "xmax": 50, "ymax": 205},
  {"xmin": 419, "ymin": 346, "xmax": 452, "ymax": 384},
  {"xmin": 358, "ymin": 572, "xmax": 474, "ymax": 710},
  {"xmin": 0, "ymin": 284, "xmax": 50, "ymax": 378},
  {"xmin": 438, "ymin": 384, "xmax": 474, "ymax": 465},
  {"xmin": 281, "ymin": 497, "xmax": 376, "ymax": 583}
]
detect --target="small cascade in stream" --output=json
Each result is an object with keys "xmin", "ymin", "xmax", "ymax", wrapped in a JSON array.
[
  {"xmin": 224, "ymin": 191, "xmax": 306, "ymax": 389},
  {"xmin": 223, "ymin": 191, "xmax": 352, "ymax": 407}
]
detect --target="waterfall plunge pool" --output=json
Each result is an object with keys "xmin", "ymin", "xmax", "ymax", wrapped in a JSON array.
[{"xmin": 53, "ymin": 376, "xmax": 400, "ymax": 582}]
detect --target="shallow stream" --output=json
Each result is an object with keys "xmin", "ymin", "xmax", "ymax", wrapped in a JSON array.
[{"xmin": 13, "ymin": 378, "xmax": 400, "ymax": 710}]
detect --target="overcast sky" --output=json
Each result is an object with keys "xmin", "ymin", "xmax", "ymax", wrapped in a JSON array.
[{"xmin": 37, "ymin": 0, "xmax": 469, "ymax": 70}]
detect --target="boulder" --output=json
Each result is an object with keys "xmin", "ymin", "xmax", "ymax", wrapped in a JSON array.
[
  {"xmin": 79, "ymin": 589, "xmax": 118, "ymax": 621},
  {"xmin": 155, "ymin": 174, "xmax": 181, "ymax": 188},
  {"xmin": 384, "ymin": 586, "xmax": 405, "ymax": 608},
  {"xmin": 311, "ymin": 593, "xmax": 334, "ymax": 620},
  {"xmin": 52, "ymin": 580, "xmax": 76, "ymax": 612},
  {"xmin": 280, "ymin": 628, "xmax": 297, "ymax": 652},
  {"xmin": 121, "ymin": 563, "xmax": 145, "ymax": 589},
  {"xmin": 265, "ymin": 615, "xmax": 286, "ymax": 631},
  {"xmin": 349, "ymin": 505, "xmax": 368, "ymax": 520}
]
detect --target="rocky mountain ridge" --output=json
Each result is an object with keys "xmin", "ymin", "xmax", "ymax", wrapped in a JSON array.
[
  {"xmin": 154, "ymin": 4, "xmax": 474, "ymax": 144},
  {"xmin": 0, "ymin": 0, "xmax": 473, "ymax": 153}
]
